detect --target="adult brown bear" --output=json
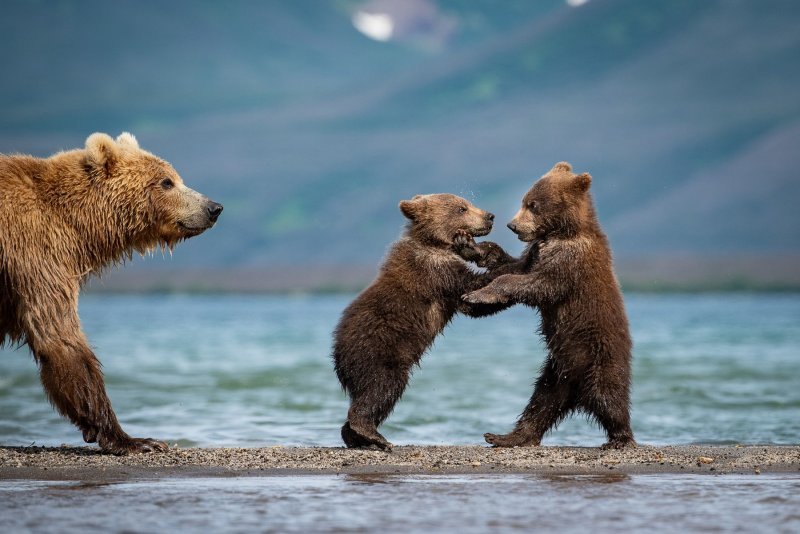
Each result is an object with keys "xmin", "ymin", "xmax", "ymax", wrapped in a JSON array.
[{"xmin": 0, "ymin": 133, "xmax": 222, "ymax": 454}]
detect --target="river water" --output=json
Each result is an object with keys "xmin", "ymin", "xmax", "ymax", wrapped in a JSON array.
[
  {"xmin": 2, "ymin": 293, "xmax": 798, "ymax": 448},
  {"xmin": 1, "ymin": 293, "xmax": 798, "ymax": 532}
]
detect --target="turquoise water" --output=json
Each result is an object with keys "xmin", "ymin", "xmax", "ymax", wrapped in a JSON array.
[
  {"xmin": 1, "ymin": 293, "xmax": 799, "ymax": 447},
  {"xmin": 2, "ymin": 474, "xmax": 799, "ymax": 533}
]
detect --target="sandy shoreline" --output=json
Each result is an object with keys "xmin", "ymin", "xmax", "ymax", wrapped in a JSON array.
[{"xmin": 1, "ymin": 444, "xmax": 798, "ymax": 480}]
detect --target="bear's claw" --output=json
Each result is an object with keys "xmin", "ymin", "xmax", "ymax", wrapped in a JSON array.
[
  {"xmin": 342, "ymin": 422, "xmax": 393, "ymax": 452},
  {"xmin": 453, "ymin": 230, "xmax": 482, "ymax": 263},
  {"xmin": 100, "ymin": 436, "xmax": 169, "ymax": 455},
  {"xmin": 600, "ymin": 438, "xmax": 637, "ymax": 450},
  {"xmin": 82, "ymin": 428, "xmax": 98, "ymax": 443},
  {"xmin": 484, "ymin": 431, "xmax": 539, "ymax": 448},
  {"xmin": 463, "ymin": 289, "xmax": 505, "ymax": 305},
  {"xmin": 452, "ymin": 229, "xmax": 476, "ymax": 247}
]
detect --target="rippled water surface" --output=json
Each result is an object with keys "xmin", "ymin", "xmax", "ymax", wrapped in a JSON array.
[
  {"xmin": 1, "ymin": 293, "xmax": 799, "ymax": 447},
  {"xmin": 2, "ymin": 474, "xmax": 799, "ymax": 533}
]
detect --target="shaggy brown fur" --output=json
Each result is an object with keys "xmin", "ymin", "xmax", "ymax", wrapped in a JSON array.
[
  {"xmin": 460, "ymin": 162, "xmax": 636, "ymax": 449},
  {"xmin": 0, "ymin": 133, "xmax": 222, "ymax": 454},
  {"xmin": 333, "ymin": 194, "xmax": 512, "ymax": 451}
]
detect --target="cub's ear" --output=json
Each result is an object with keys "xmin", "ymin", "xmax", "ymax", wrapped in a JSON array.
[
  {"xmin": 399, "ymin": 200, "xmax": 417, "ymax": 220},
  {"xmin": 85, "ymin": 132, "xmax": 119, "ymax": 173},
  {"xmin": 552, "ymin": 161, "xmax": 573, "ymax": 172},
  {"xmin": 574, "ymin": 172, "xmax": 592, "ymax": 192},
  {"xmin": 115, "ymin": 132, "xmax": 139, "ymax": 150},
  {"xmin": 399, "ymin": 197, "xmax": 424, "ymax": 220}
]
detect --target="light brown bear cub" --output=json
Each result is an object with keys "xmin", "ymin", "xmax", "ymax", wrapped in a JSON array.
[
  {"xmin": 0, "ymin": 133, "xmax": 222, "ymax": 454},
  {"xmin": 461, "ymin": 162, "xmax": 636, "ymax": 449},
  {"xmin": 333, "ymin": 194, "xmax": 511, "ymax": 450}
]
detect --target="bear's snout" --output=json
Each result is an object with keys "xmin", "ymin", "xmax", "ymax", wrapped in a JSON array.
[
  {"xmin": 486, "ymin": 212, "xmax": 495, "ymax": 221},
  {"xmin": 507, "ymin": 221, "xmax": 518, "ymax": 232},
  {"xmin": 207, "ymin": 201, "xmax": 223, "ymax": 223}
]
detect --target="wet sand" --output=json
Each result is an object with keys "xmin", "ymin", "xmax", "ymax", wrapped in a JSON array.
[{"xmin": 1, "ymin": 444, "xmax": 797, "ymax": 480}]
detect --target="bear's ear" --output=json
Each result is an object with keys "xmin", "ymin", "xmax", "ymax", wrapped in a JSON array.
[
  {"xmin": 574, "ymin": 172, "xmax": 592, "ymax": 192},
  {"xmin": 85, "ymin": 133, "xmax": 119, "ymax": 173},
  {"xmin": 552, "ymin": 162, "xmax": 572, "ymax": 173},
  {"xmin": 399, "ymin": 197, "xmax": 424, "ymax": 220},
  {"xmin": 116, "ymin": 132, "xmax": 139, "ymax": 150}
]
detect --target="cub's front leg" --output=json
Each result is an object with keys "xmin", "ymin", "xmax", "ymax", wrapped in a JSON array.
[
  {"xmin": 452, "ymin": 231, "xmax": 515, "ymax": 270},
  {"xmin": 462, "ymin": 274, "xmax": 530, "ymax": 305},
  {"xmin": 474, "ymin": 241, "xmax": 515, "ymax": 270}
]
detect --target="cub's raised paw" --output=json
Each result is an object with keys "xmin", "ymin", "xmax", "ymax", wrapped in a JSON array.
[
  {"xmin": 463, "ymin": 289, "xmax": 506, "ymax": 305},
  {"xmin": 452, "ymin": 229, "xmax": 475, "ymax": 247},
  {"xmin": 473, "ymin": 241, "xmax": 507, "ymax": 269},
  {"xmin": 453, "ymin": 230, "xmax": 481, "ymax": 262}
]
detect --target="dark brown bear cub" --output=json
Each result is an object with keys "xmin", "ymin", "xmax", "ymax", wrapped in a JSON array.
[
  {"xmin": 333, "ymin": 194, "xmax": 508, "ymax": 450},
  {"xmin": 461, "ymin": 162, "xmax": 636, "ymax": 449}
]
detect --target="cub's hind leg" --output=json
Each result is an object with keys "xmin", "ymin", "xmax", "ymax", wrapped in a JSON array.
[
  {"xmin": 485, "ymin": 358, "xmax": 577, "ymax": 447},
  {"xmin": 342, "ymin": 361, "xmax": 412, "ymax": 452}
]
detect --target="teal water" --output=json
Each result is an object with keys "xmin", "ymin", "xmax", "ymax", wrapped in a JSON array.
[
  {"xmin": 1, "ymin": 293, "xmax": 799, "ymax": 447},
  {"xmin": 2, "ymin": 474, "xmax": 800, "ymax": 533}
]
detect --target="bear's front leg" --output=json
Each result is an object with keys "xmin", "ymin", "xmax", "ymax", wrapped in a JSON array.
[
  {"xmin": 462, "ymin": 286, "xmax": 509, "ymax": 305},
  {"xmin": 24, "ymin": 297, "xmax": 168, "ymax": 455},
  {"xmin": 452, "ymin": 230, "xmax": 483, "ymax": 263},
  {"xmin": 462, "ymin": 274, "xmax": 524, "ymax": 305},
  {"xmin": 453, "ymin": 231, "xmax": 515, "ymax": 270},
  {"xmin": 473, "ymin": 241, "xmax": 515, "ymax": 270},
  {"xmin": 36, "ymin": 341, "xmax": 169, "ymax": 455},
  {"xmin": 463, "ymin": 274, "xmax": 537, "ymax": 305}
]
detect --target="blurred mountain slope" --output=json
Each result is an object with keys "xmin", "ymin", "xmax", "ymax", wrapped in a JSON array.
[{"xmin": 1, "ymin": 0, "xmax": 798, "ymax": 270}]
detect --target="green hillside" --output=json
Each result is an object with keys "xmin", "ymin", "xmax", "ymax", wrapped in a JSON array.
[{"xmin": 2, "ymin": 0, "xmax": 799, "ymax": 270}]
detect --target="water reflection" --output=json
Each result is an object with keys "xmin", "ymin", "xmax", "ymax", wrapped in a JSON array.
[
  {"xmin": 344, "ymin": 473, "xmax": 393, "ymax": 485},
  {"xmin": 0, "ymin": 474, "xmax": 798, "ymax": 532},
  {"xmin": 540, "ymin": 473, "xmax": 631, "ymax": 484}
]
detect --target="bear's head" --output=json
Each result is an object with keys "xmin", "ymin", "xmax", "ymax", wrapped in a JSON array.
[
  {"xmin": 399, "ymin": 193, "xmax": 494, "ymax": 246},
  {"xmin": 84, "ymin": 133, "xmax": 222, "ymax": 251},
  {"xmin": 507, "ymin": 162, "xmax": 593, "ymax": 242}
]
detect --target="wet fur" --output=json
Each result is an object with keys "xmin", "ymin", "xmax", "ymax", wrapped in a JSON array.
[
  {"xmin": 333, "ymin": 194, "xmax": 511, "ymax": 450},
  {"xmin": 461, "ymin": 163, "xmax": 636, "ymax": 449},
  {"xmin": 0, "ymin": 133, "xmax": 221, "ymax": 454}
]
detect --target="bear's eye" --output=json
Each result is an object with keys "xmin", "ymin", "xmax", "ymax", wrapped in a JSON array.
[
  {"xmin": 458, "ymin": 206, "xmax": 468, "ymax": 213},
  {"xmin": 160, "ymin": 178, "xmax": 174, "ymax": 190},
  {"xmin": 529, "ymin": 201, "xmax": 539, "ymax": 213}
]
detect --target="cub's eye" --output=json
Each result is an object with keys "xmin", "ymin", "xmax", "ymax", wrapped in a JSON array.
[
  {"xmin": 160, "ymin": 178, "xmax": 174, "ymax": 190},
  {"xmin": 529, "ymin": 201, "xmax": 539, "ymax": 213},
  {"xmin": 458, "ymin": 206, "xmax": 468, "ymax": 213}
]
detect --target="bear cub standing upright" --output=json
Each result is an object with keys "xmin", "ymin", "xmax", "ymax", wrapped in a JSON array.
[
  {"xmin": 461, "ymin": 162, "xmax": 636, "ymax": 449},
  {"xmin": 0, "ymin": 133, "xmax": 222, "ymax": 454},
  {"xmin": 333, "ymin": 194, "xmax": 511, "ymax": 450}
]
